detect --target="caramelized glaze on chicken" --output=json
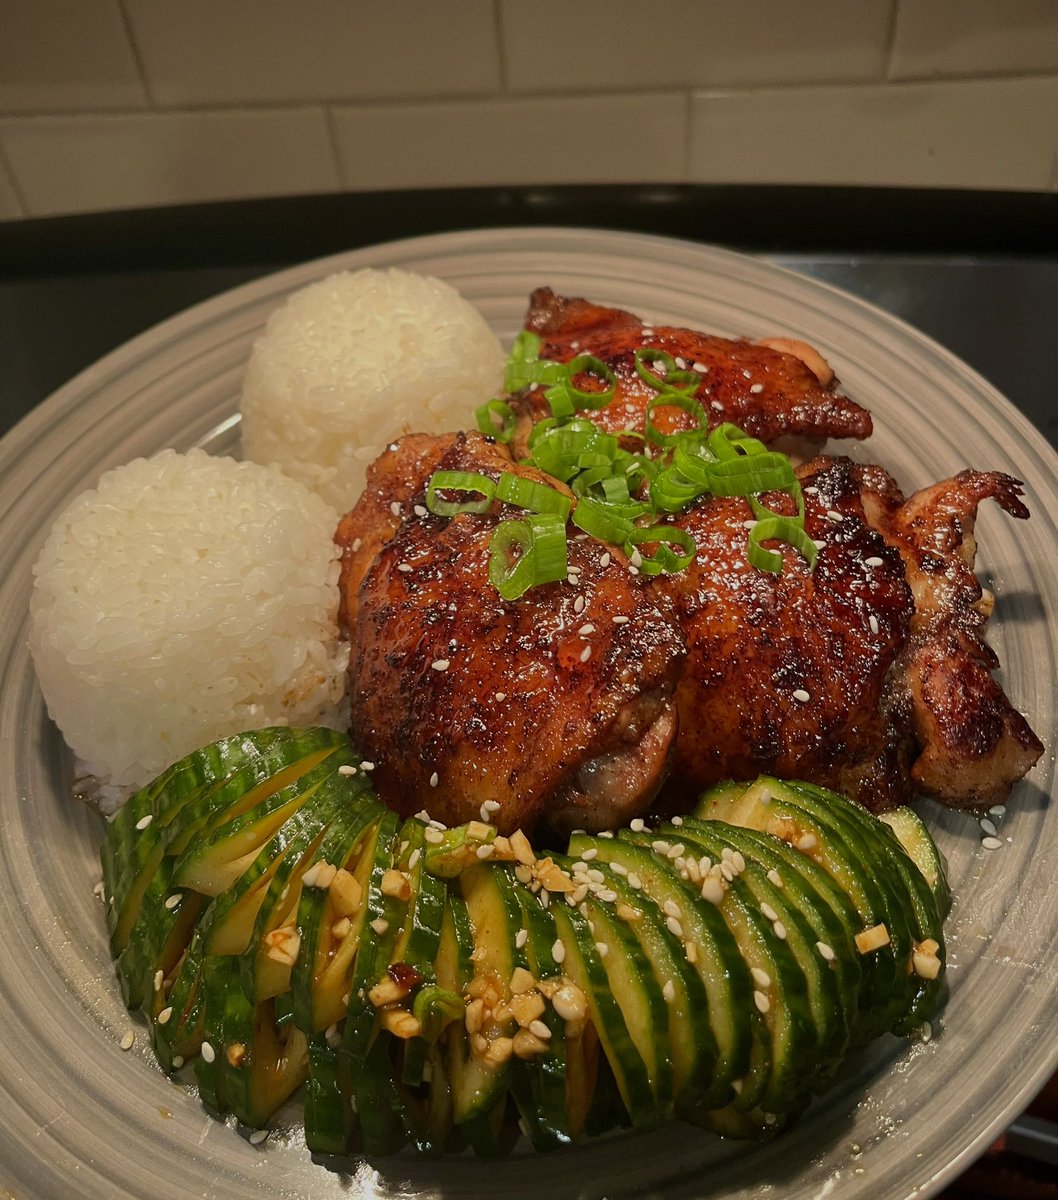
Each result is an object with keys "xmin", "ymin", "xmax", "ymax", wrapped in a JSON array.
[
  {"xmin": 335, "ymin": 290, "xmax": 1042, "ymax": 829},
  {"xmin": 337, "ymin": 432, "xmax": 685, "ymax": 835},
  {"xmin": 511, "ymin": 288, "xmax": 872, "ymax": 453}
]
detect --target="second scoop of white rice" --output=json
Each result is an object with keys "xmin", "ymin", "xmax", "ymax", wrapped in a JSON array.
[
  {"xmin": 240, "ymin": 267, "xmax": 506, "ymax": 514},
  {"xmin": 29, "ymin": 448, "xmax": 348, "ymax": 797}
]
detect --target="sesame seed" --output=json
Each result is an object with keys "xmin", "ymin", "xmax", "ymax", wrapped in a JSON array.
[
  {"xmin": 626, "ymin": 872, "xmax": 643, "ymax": 891},
  {"xmin": 816, "ymin": 941, "xmax": 835, "ymax": 961},
  {"xmin": 865, "ymin": 556, "xmax": 884, "ymax": 567},
  {"xmin": 515, "ymin": 928, "xmax": 528, "ymax": 949},
  {"xmin": 692, "ymin": 362, "xmax": 708, "ymax": 374},
  {"xmin": 596, "ymin": 888, "xmax": 618, "ymax": 903},
  {"xmin": 671, "ymin": 815, "xmax": 684, "ymax": 826},
  {"xmin": 610, "ymin": 862, "xmax": 628, "ymax": 876},
  {"xmin": 701, "ymin": 877, "xmax": 725, "ymax": 905},
  {"xmin": 408, "ymin": 847, "xmax": 421, "ymax": 869},
  {"xmin": 979, "ymin": 817, "xmax": 998, "ymax": 837},
  {"xmin": 171, "ymin": 1056, "xmax": 184, "ymax": 1069},
  {"xmin": 338, "ymin": 764, "xmax": 357, "ymax": 776},
  {"xmin": 919, "ymin": 1021, "xmax": 933, "ymax": 1043},
  {"xmin": 154, "ymin": 970, "xmax": 164, "ymax": 992},
  {"xmin": 989, "ymin": 804, "xmax": 1006, "ymax": 818},
  {"xmin": 429, "ymin": 772, "xmax": 439, "ymax": 788},
  {"xmin": 760, "ymin": 903, "xmax": 778, "ymax": 922},
  {"xmin": 869, "ymin": 614, "xmax": 880, "ymax": 635},
  {"xmin": 663, "ymin": 899, "xmax": 682, "ymax": 919},
  {"xmin": 370, "ymin": 918, "xmax": 390, "ymax": 935},
  {"xmin": 751, "ymin": 967, "xmax": 771, "ymax": 989},
  {"xmin": 157, "ymin": 1007, "xmax": 173, "ymax": 1025},
  {"xmin": 390, "ymin": 501, "xmax": 402, "ymax": 517},
  {"xmin": 579, "ymin": 645, "xmax": 592, "ymax": 662},
  {"xmin": 581, "ymin": 847, "xmax": 598, "ymax": 861},
  {"xmin": 600, "ymin": 553, "xmax": 611, "ymax": 567},
  {"xmin": 767, "ymin": 869, "xmax": 783, "ymax": 888},
  {"xmin": 731, "ymin": 850, "xmax": 745, "ymax": 872},
  {"xmin": 249, "ymin": 1129, "xmax": 269, "ymax": 1146},
  {"xmin": 119, "ymin": 1030, "xmax": 135, "ymax": 1051},
  {"xmin": 665, "ymin": 916, "xmax": 684, "ymax": 939},
  {"xmin": 567, "ymin": 563, "xmax": 583, "ymax": 575},
  {"xmin": 982, "ymin": 836, "xmax": 1003, "ymax": 851},
  {"xmin": 424, "ymin": 828, "xmax": 443, "ymax": 844},
  {"xmin": 667, "ymin": 843, "xmax": 684, "ymax": 860},
  {"xmin": 595, "ymin": 942, "xmax": 609, "ymax": 957},
  {"xmin": 361, "ymin": 761, "xmax": 375, "ymax": 772},
  {"xmin": 413, "ymin": 504, "xmax": 428, "ymax": 517},
  {"xmin": 792, "ymin": 688, "xmax": 810, "ymax": 703},
  {"xmin": 813, "ymin": 539, "xmax": 826, "ymax": 550},
  {"xmin": 826, "ymin": 510, "xmax": 843, "ymax": 523},
  {"xmin": 796, "ymin": 832, "xmax": 817, "ymax": 851},
  {"xmin": 630, "ymin": 817, "xmax": 645, "ymax": 832},
  {"xmin": 494, "ymin": 691, "xmax": 506, "ymax": 702},
  {"xmin": 429, "ymin": 818, "xmax": 447, "ymax": 830},
  {"xmin": 773, "ymin": 921, "xmax": 787, "ymax": 940},
  {"xmin": 135, "ymin": 814, "xmax": 153, "ymax": 831},
  {"xmin": 749, "ymin": 383, "xmax": 764, "ymax": 394},
  {"xmin": 529, "ymin": 1019, "xmax": 552, "ymax": 1039},
  {"xmin": 164, "ymin": 893, "xmax": 182, "ymax": 910},
  {"xmin": 351, "ymin": 538, "xmax": 362, "ymax": 552},
  {"xmin": 754, "ymin": 990, "xmax": 771, "ymax": 1014},
  {"xmin": 552, "ymin": 939, "xmax": 566, "ymax": 964},
  {"xmin": 573, "ymin": 595, "xmax": 586, "ymax": 613},
  {"xmin": 92, "ymin": 880, "xmax": 105, "ymax": 898},
  {"xmin": 476, "ymin": 843, "xmax": 495, "ymax": 859},
  {"xmin": 431, "ymin": 659, "xmax": 450, "ymax": 672},
  {"xmin": 578, "ymin": 623, "xmax": 596, "ymax": 636},
  {"xmin": 662, "ymin": 980, "xmax": 676, "ymax": 1003},
  {"xmin": 201, "ymin": 1041, "xmax": 216, "ymax": 1064}
]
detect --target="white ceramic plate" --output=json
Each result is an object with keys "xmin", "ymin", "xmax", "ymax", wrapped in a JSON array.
[{"xmin": 1, "ymin": 228, "xmax": 1055, "ymax": 1200}]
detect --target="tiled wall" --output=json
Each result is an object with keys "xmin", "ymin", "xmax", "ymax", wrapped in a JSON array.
[{"xmin": 1, "ymin": 0, "xmax": 1057, "ymax": 221}]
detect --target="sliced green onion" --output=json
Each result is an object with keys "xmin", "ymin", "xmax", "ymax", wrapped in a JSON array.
[
  {"xmin": 489, "ymin": 513, "xmax": 568, "ymax": 600},
  {"xmin": 650, "ymin": 465, "xmax": 705, "ymax": 513},
  {"xmin": 496, "ymin": 472, "xmax": 572, "ymax": 519},
  {"xmin": 474, "ymin": 398, "xmax": 517, "ymax": 443},
  {"xmin": 707, "ymin": 423, "xmax": 769, "ymax": 462},
  {"xmin": 626, "ymin": 525, "xmax": 698, "ymax": 575},
  {"xmin": 634, "ymin": 348, "xmax": 700, "ymax": 397},
  {"xmin": 572, "ymin": 497, "xmax": 636, "ymax": 545},
  {"xmin": 644, "ymin": 391, "xmax": 708, "ymax": 448},
  {"xmin": 705, "ymin": 452, "xmax": 796, "ymax": 497},
  {"xmin": 747, "ymin": 516, "xmax": 819, "ymax": 574},
  {"xmin": 426, "ymin": 471, "xmax": 496, "ymax": 516},
  {"xmin": 671, "ymin": 433, "xmax": 719, "ymax": 485},
  {"xmin": 543, "ymin": 354, "xmax": 617, "ymax": 418},
  {"xmin": 503, "ymin": 331, "xmax": 566, "ymax": 392}
]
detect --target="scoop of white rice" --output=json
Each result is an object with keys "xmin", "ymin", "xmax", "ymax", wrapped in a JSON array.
[
  {"xmin": 240, "ymin": 268, "xmax": 505, "ymax": 514},
  {"xmin": 29, "ymin": 448, "xmax": 348, "ymax": 795}
]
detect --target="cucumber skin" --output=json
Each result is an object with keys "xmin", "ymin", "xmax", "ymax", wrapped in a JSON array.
[{"xmin": 108, "ymin": 734, "xmax": 949, "ymax": 1156}]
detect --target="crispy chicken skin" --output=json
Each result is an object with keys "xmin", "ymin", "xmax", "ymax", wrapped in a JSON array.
[
  {"xmin": 337, "ymin": 432, "xmax": 685, "ymax": 836},
  {"xmin": 511, "ymin": 288, "xmax": 872, "ymax": 454},
  {"xmin": 659, "ymin": 457, "xmax": 1043, "ymax": 813},
  {"xmin": 659, "ymin": 457, "xmax": 917, "ymax": 811},
  {"xmin": 868, "ymin": 469, "xmax": 1044, "ymax": 807}
]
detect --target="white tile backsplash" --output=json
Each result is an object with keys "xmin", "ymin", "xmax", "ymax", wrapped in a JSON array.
[
  {"xmin": 891, "ymin": 0, "xmax": 1058, "ymax": 79},
  {"xmin": 0, "ymin": 0, "xmax": 145, "ymax": 113},
  {"xmin": 0, "ymin": 0, "xmax": 1056, "ymax": 220},
  {"xmin": 501, "ymin": 0, "xmax": 894, "ymax": 91},
  {"xmin": 0, "ymin": 109, "xmax": 340, "ymax": 217},
  {"xmin": 688, "ymin": 76, "xmax": 1058, "ymax": 190},
  {"xmin": 123, "ymin": 0, "xmax": 501, "ymax": 106},
  {"xmin": 331, "ymin": 93, "xmax": 687, "ymax": 190}
]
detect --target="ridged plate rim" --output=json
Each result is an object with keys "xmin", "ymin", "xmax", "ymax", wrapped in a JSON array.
[{"xmin": 0, "ymin": 226, "xmax": 1055, "ymax": 1200}]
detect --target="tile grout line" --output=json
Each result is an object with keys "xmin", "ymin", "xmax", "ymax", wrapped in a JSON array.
[
  {"xmin": 1, "ymin": 69, "xmax": 1056, "ymax": 123},
  {"xmin": 883, "ymin": 0, "xmax": 902, "ymax": 83},
  {"xmin": 0, "ymin": 137, "xmax": 28, "ymax": 216},
  {"xmin": 114, "ymin": 0, "xmax": 155, "ymax": 108}
]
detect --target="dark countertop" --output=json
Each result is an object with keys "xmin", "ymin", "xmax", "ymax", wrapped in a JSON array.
[{"xmin": 1, "ymin": 185, "xmax": 1056, "ymax": 1198}]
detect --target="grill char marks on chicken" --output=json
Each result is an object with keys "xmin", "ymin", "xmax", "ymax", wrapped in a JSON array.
[
  {"xmin": 867, "ymin": 469, "xmax": 1044, "ymax": 807},
  {"xmin": 658, "ymin": 457, "xmax": 918, "ymax": 812},
  {"xmin": 336, "ymin": 432, "xmax": 686, "ymax": 836},
  {"xmin": 658, "ymin": 456, "xmax": 1043, "ymax": 813},
  {"xmin": 513, "ymin": 288, "xmax": 872, "ymax": 452}
]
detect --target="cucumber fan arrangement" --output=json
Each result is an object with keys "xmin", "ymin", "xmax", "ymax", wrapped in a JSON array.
[{"xmin": 102, "ymin": 725, "xmax": 948, "ymax": 1156}]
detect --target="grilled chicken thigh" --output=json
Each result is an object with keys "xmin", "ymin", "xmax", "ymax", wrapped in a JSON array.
[
  {"xmin": 657, "ymin": 457, "xmax": 1042, "ymax": 812},
  {"xmin": 337, "ymin": 432, "xmax": 685, "ymax": 835},
  {"xmin": 511, "ymin": 289, "xmax": 872, "ymax": 454}
]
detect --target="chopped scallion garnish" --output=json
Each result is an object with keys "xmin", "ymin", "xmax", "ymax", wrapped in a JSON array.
[
  {"xmin": 425, "ymin": 471, "xmax": 496, "ymax": 516},
  {"xmin": 488, "ymin": 513, "xmax": 568, "ymax": 600}
]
